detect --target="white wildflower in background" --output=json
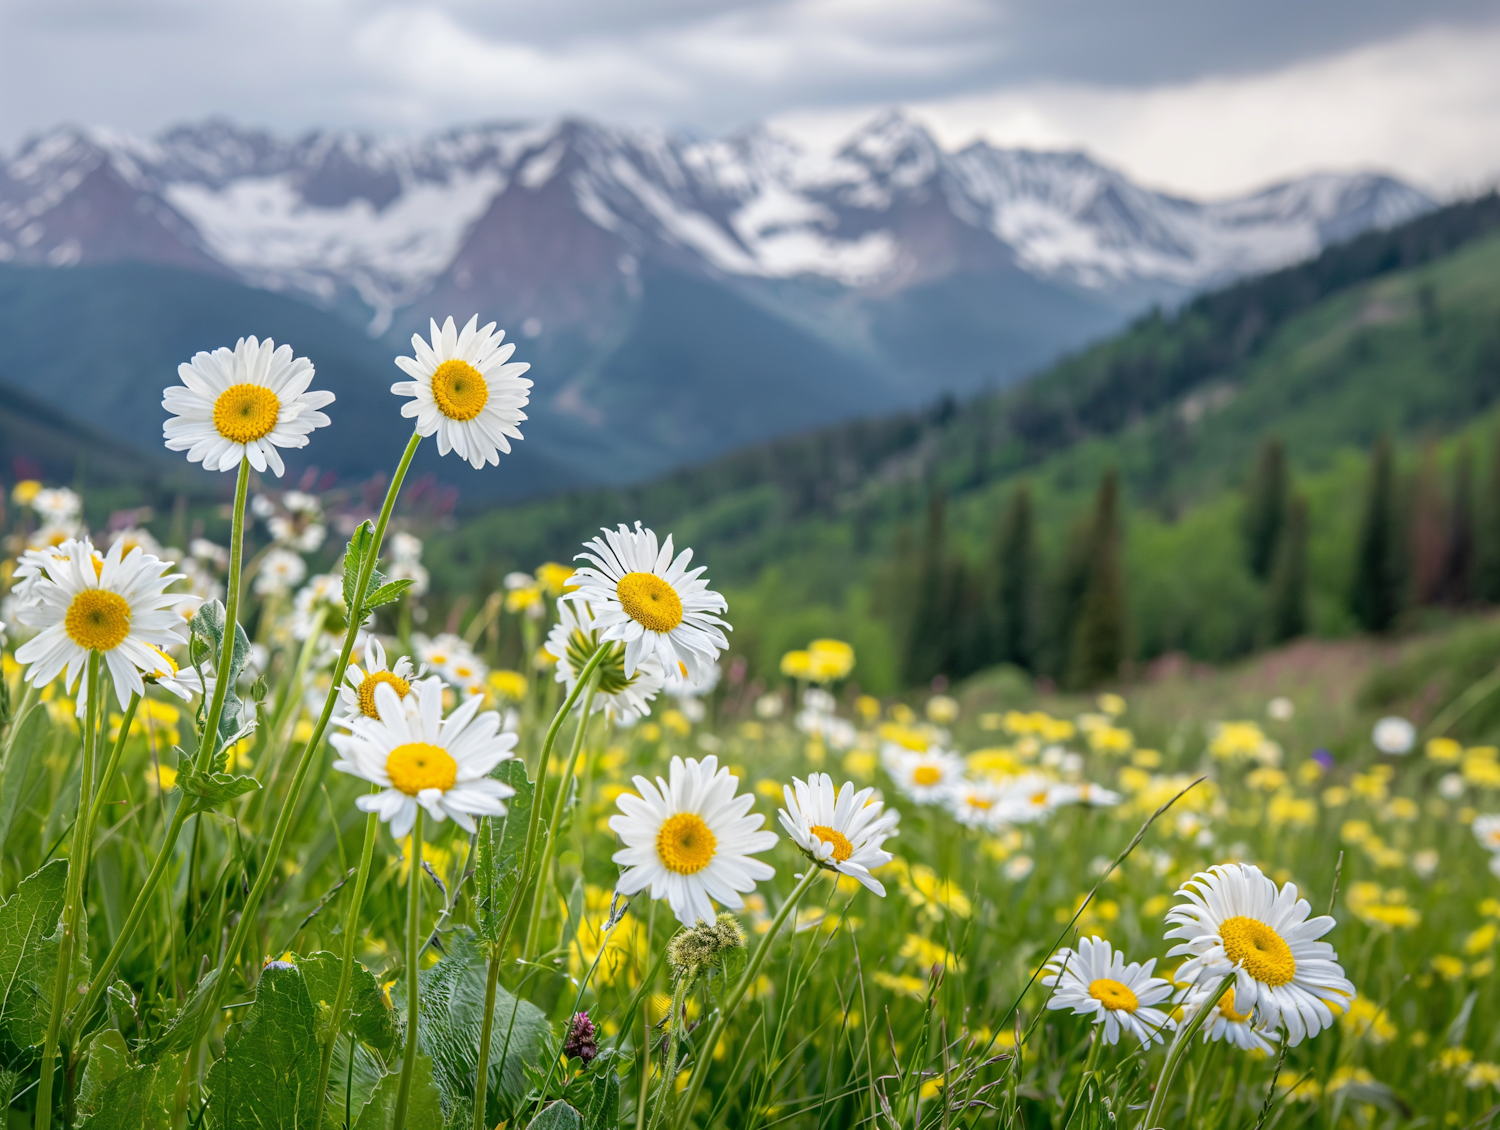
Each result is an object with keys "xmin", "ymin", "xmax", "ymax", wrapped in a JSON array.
[
  {"xmin": 571, "ymin": 523, "xmax": 730, "ymax": 683},
  {"xmin": 254, "ymin": 548, "xmax": 308, "ymax": 596},
  {"xmin": 32, "ymin": 487, "xmax": 82, "ymax": 524},
  {"xmin": 1372, "ymin": 716, "xmax": 1416, "ymax": 755},
  {"xmin": 778, "ymin": 773, "xmax": 897, "ymax": 894},
  {"xmin": 163, "ymin": 337, "xmax": 334, "ymax": 475},
  {"xmin": 330, "ymin": 676, "xmax": 517, "ymax": 840},
  {"xmin": 1042, "ymin": 936, "xmax": 1176, "ymax": 1046},
  {"xmin": 884, "ymin": 745, "xmax": 965, "ymax": 804},
  {"xmin": 610, "ymin": 755, "xmax": 776, "ymax": 926},
  {"xmin": 545, "ymin": 597, "xmax": 665, "ymax": 725},
  {"xmin": 1166, "ymin": 863, "xmax": 1355, "ymax": 1045},
  {"xmin": 392, "ymin": 315, "xmax": 532, "ymax": 469},
  {"xmin": 944, "ymin": 779, "xmax": 1010, "ymax": 830}
]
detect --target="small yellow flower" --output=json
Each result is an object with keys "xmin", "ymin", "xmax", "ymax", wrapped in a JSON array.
[
  {"xmin": 1209, "ymin": 721, "xmax": 1267, "ymax": 760},
  {"xmin": 1340, "ymin": 998, "xmax": 1396, "ymax": 1043},
  {"xmin": 12, "ymin": 479, "xmax": 42, "ymax": 504},
  {"xmin": 1464, "ymin": 922, "xmax": 1497, "ymax": 956},
  {"xmin": 535, "ymin": 562, "xmax": 576, "ymax": 596},
  {"xmin": 1432, "ymin": 955, "xmax": 1467, "ymax": 981},
  {"xmin": 855, "ymin": 695, "xmax": 881, "ymax": 723},
  {"xmin": 842, "ymin": 750, "xmax": 877, "ymax": 779},
  {"xmin": 1322, "ymin": 785, "xmax": 1350, "ymax": 807},
  {"xmin": 873, "ymin": 971, "xmax": 928, "ymax": 1000},
  {"xmin": 1097, "ymin": 693, "xmax": 1126, "ymax": 716},
  {"xmin": 487, "ymin": 669, "xmax": 527, "ymax": 702},
  {"xmin": 661, "ymin": 709, "xmax": 691, "ymax": 737},
  {"xmin": 1088, "ymin": 726, "xmax": 1133, "ymax": 756},
  {"xmin": 925, "ymin": 694, "xmax": 958, "ymax": 724},
  {"xmin": 1427, "ymin": 737, "xmax": 1463, "ymax": 763},
  {"xmin": 1131, "ymin": 748, "xmax": 1162, "ymax": 768},
  {"xmin": 150, "ymin": 764, "xmax": 178, "ymax": 792}
]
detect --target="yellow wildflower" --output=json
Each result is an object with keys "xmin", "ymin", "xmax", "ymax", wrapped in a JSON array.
[
  {"xmin": 1427, "ymin": 737, "xmax": 1463, "ymax": 763},
  {"xmin": 487, "ymin": 669, "xmax": 527, "ymax": 702}
]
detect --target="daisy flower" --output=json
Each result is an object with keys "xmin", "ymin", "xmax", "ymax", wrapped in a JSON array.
[
  {"xmin": 1042, "ymin": 936, "xmax": 1176, "ymax": 1047},
  {"xmin": 570, "ymin": 523, "xmax": 729, "ymax": 684},
  {"xmin": 944, "ymin": 778, "xmax": 1009, "ymax": 830},
  {"xmin": 337, "ymin": 637, "xmax": 416, "ymax": 724},
  {"xmin": 998, "ymin": 773, "xmax": 1075, "ymax": 823},
  {"xmin": 330, "ymin": 676, "xmax": 517, "ymax": 840},
  {"xmin": 392, "ymin": 315, "xmax": 532, "ymax": 469},
  {"xmin": 1165, "ymin": 863, "xmax": 1356, "ymax": 1046},
  {"xmin": 414, "ymin": 633, "xmax": 467, "ymax": 674},
  {"xmin": 32, "ymin": 487, "xmax": 82, "ymax": 523},
  {"xmin": 609, "ymin": 755, "xmax": 776, "ymax": 927},
  {"xmin": 13, "ymin": 538, "xmax": 188, "ymax": 712},
  {"xmin": 1473, "ymin": 814, "xmax": 1500, "ymax": 853},
  {"xmin": 545, "ymin": 597, "xmax": 665, "ymax": 725},
  {"xmin": 254, "ymin": 548, "xmax": 308, "ymax": 596},
  {"xmin": 778, "ymin": 773, "xmax": 897, "ymax": 895},
  {"xmin": 163, "ymin": 336, "xmax": 335, "ymax": 475},
  {"xmin": 1183, "ymin": 983, "xmax": 1279, "ymax": 1053},
  {"xmin": 884, "ymin": 746, "xmax": 965, "ymax": 805}
]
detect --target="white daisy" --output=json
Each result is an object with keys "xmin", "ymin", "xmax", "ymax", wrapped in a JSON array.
[
  {"xmin": 1182, "ymin": 983, "xmax": 1279, "ymax": 1053},
  {"xmin": 1042, "ymin": 936, "xmax": 1176, "ymax": 1047},
  {"xmin": 32, "ymin": 487, "xmax": 82, "ymax": 523},
  {"xmin": 778, "ymin": 773, "xmax": 897, "ymax": 895},
  {"xmin": 546, "ymin": 597, "xmax": 666, "ymax": 725},
  {"xmin": 884, "ymin": 746, "xmax": 965, "ymax": 805},
  {"xmin": 998, "ymin": 773, "xmax": 1074, "ymax": 823},
  {"xmin": 1165, "ymin": 863, "xmax": 1356, "ymax": 1046},
  {"xmin": 414, "ymin": 633, "xmax": 467, "ymax": 674},
  {"xmin": 944, "ymin": 778, "xmax": 1010, "ymax": 830},
  {"xmin": 570, "ymin": 523, "xmax": 729, "ymax": 684},
  {"xmin": 1473, "ymin": 814, "xmax": 1500, "ymax": 853},
  {"xmin": 392, "ymin": 315, "xmax": 532, "ymax": 469},
  {"xmin": 163, "ymin": 336, "xmax": 335, "ymax": 476},
  {"xmin": 609, "ymin": 755, "xmax": 776, "ymax": 927},
  {"xmin": 1076, "ymin": 782, "xmax": 1122, "ymax": 807},
  {"xmin": 254, "ymin": 548, "xmax": 308, "ymax": 596},
  {"xmin": 107, "ymin": 527, "xmax": 164, "ymax": 561},
  {"xmin": 13, "ymin": 538, "xmax": 188, "ymax": 712},
  {"xmin": 330, "ymin": 676, "xmax": 517, "ymax": 840},
  {"xmin": 337, "ymin": 637, "xmax": 417, "ymax": 725},
  {"xmin": 140, "ymin": 644, "xmax": 211, "ymax": 703}
]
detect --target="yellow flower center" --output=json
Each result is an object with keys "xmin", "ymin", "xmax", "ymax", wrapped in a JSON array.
[
  {"xmin": 810, "ymin": 824, "xmax": 853, "ymax": 862},
  {"xmin": 656, "ymin": 812, "xmax": 716, "ymax": 874},
  {"xmin": 912, "ymin": 765, "xmax": 943, "ymax": 787},
  {"xmin": 1218, "ymin": 995, "xmax": 1254, "ymax": 1024},
  {"xmin": 430, "ymin": 359, "xmax": 489, "ymax": 421},
  {"xmin": 212, "ymin": 383, "xmax": 281, "ymax": 444},
  {"xmin": 65, "ymin": 589, "xmax": 132, "ymax": 651},
  {"xmin": 616, "ymin": 572, "xmax": 684, "ymax": 633},
  {"xmin": 965, "ymin": 794, "xmax": 994, "ymax": 810},
  {"xmin": 385, "ymin": 741, "xmax": 457, "ymax": 796},
  {"xmin": 1088, "ymin": 978, "xmax": 1139, "ymax": 1012},
  {"xmin": 358, "ymin": 671, "xmax": 411, "ymax": 719},
  {"xmin": 146, "ymin": 644, "xmax": 178, "ymax": 678},
  {"xmin": 1220, "ymin": 915, "xmax": 1297, "ymax": 987}
]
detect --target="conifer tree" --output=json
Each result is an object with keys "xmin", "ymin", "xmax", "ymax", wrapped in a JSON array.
[
  {"xmin": 1409, "ymin": 442, "xmax": 1446, "ymax": 606},
  {"xmin": 901, "ymin": 492, "xmax": 958, "ymax": 685},
  {"xmin": 1441, "ymin": 443, "xmax": 1474, "ymax": 604},
  {"xmin": 1242, "ymin": 437, "xmax": 1288, "ymax": 580},
  {"xmin": 1067, "ymin": 470, "xmax": 1127, "ymax": 688},
  {"xmin": 1474, "ymin": 428, "xmax": 1500, "ymax": 602},
  {"xmin": 1350, "ymin": 435, "xmax": 1403, "ymax": 632},
  {"xmin": 990, "ymin": 483, "xmax": 1036, "ymax": 670},
  {"xmin": 1267, "ymin": 494, "xmax": 1309, "ymax": 643}
]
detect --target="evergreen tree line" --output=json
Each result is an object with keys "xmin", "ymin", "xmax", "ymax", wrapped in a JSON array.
[{"xmin": 891, "ymin": 429, "xmax": 1500, "ymax": 690}]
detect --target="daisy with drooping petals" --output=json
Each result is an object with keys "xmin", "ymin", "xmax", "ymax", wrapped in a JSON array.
[
  {"xmin": 163, "ymin": 337, "xmax": 334, "ymax": 476},
  {"xmin": 1182, "ymin": 983, "xmax": 1279, "ymax": 1053},
  {"xmin": 1042, "ymin": 936, "xmax": 1176, "ymax": 1047},
  {"xmin": 337, "ymin": 637, "xmax": 417, "ymax": 724},
  {"xmin": 546, "ymin": 596, "xmax": 666, "ymax": 725},
  {"xmin": 884, "ymin": 746, "xmax": 965, "ymax": 805},
  {"xmin": 778, "ymin": 773, "xmax": 897, "ymax": 895},
  {"xmin": 610, "ymin": 755, "xmax": 776, "ymax": 927},
  {"xmin": 330, "ymin": 676, "xmax": 517, "ymax": 840},
  {"xmin": 1165, "ymin": 863, "xmax": 1355, "ymax": 1046},
  {"xmin": 392, "ymin": 315, "xmax": 532, "ymax": 469},
  {"xmin": 571, "ymin": 523, "xmax": 729, "ymax": 685},
  {"xmin": 13, "ymin": 538, "xmax": 188, "ymax": 712}
]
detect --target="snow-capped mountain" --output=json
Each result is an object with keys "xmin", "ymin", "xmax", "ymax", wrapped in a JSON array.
[{"xmin": 0, "ymin": 113, "xmax": 1434, "ymax": 496}]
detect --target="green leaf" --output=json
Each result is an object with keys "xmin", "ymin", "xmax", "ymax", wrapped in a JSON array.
[
  {"xmin": 0, "ymin": 860, "xmax": 67, "ymax": 1049},
  {"xmin": 364, "ymin": 578, "xmax": 415, "ymax": 611},
  {"xmin": 388, "ymin": 928, "xmax": 552, "ymax": 1127},
  {"xmin": 351, "ymin": 1054, "xmax": 444, "ymax": 1130},
  {"xmin": 583, "ymin": 1069, "xmax": 620, "ymax": 1130},
  {"xmin": 327, "ymin": 1035, "xmax": 388, "ymax": 1129},
  {"xmin": 0, "ymin": 704, "xmax": 50, "ymax": 856},
  {"xmin": 142, "ymin": 968, "xmax": 219, "ymax": 1063},
  {"xmin": 202, "ymin": 962, "xmax": 322, "ymax": 1128},
  {"xmin": 75, "ymin": 1030, "xmax": 183, "ymax": 1130},
  {"xmin": 343, "ymin": 520, "xmax": 375, "ymax": 612},
  {"xmin": 178, "ymin": 769, "xmax": 260, "ymax": 813},
  {"xmin": 188, "ymin": 599, "xmax": 254, "ymax": 754},
  {"xmin": 473, "ymin": 760, "xmax": 534, "ymax": 944},
  {"xmin": 527, "ymin": 1102, "xmax": 584, "ymax": 1130},
  {"xmin": 298, "ymin": 951, "xmax": 399, "ymax": 1057}
]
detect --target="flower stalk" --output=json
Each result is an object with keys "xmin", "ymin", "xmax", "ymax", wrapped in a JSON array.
[
  {"xmin": 392, "ymin": 808, "xmax": 425, "ymax": 1128},
  {"xmin": 1140, "ymin": 975, "xmax": 1233, "ymax": 1130}
]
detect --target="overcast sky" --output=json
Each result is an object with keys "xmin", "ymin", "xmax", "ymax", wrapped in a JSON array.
[{"xmin": 2, "ymin": 0, "xmax": 1498, "ymax": 197}]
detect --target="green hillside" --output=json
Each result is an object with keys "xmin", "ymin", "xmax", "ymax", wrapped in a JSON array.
[{"xmin": 425, "ymin": 194, "xmax": 1500, "ymax": 690}]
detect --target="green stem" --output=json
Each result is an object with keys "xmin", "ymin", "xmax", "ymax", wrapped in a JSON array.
[
  {"xmin": 193, "ymin": 430, "xmax": 421, "ymax": 1046},
  {"xmin": 83, "ymin": 692, "xmax": 140, "ymax": 865},
  {"xmin": 311, "ymin": 801, "xmax": 380, "ymax": 1130},
  {"xmin": 1061, "ymin": 1026, "xmax": 1104, "ymax": 1127},
  {"xmin": 252, "ymin": 606, "xmax": 328, "ymax": 822},
  {"xmin": 393, "ymin": 808, "xmax": 424, "ymax": 1129},
  {"xmin": 470, "ymin": 643, "xmax": 609, "ymax": 1130},
  {"xmin": 646, "ymin": 977, "xmax": 690, "ymax": 1130},
  {"xmin": 1, "ymin": 681, "xmax": 41, "ymax": 766},
  {"xmin": 68, "ymin": 457, "xmax": 252, "ymax": 1036},
  {"xmin": 672, "ymin": 867, "xmax": 822, "ymax": 1130},
  {"xmin": 35, "ymin": 652, "xmax": 100, "ymax": 1130},
  {"xmin": 1140, "ymin": 975, "xmax": 1233, "ymax": 1130},
  {"xmin": 522, "ymin": 678, "xmax": 599, "ymax": 957}
]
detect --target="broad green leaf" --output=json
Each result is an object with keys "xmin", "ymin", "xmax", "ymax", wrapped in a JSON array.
[
  {"xmin": 343, "ymin": 521, "xmax": 375, "ymax": 612},
  {"xmin": 188, "ymin": 599, "xmax": 254, "ymax": 754},
  {"xmin": 178, "ymin": 769, "xmax": 260, "ymax": 813},
  {"xmin": 583, "ymin": 1069, "xmax": 620, "ymax": 1130},
  {"xmin": 0, "ymin": 704, "xmax": 49, "ymax": 856},
  {"xmin": 141, "ymin": 968, "xmax": 218, "ymax": 1063},
  {"xmin": 352, "ymin": 1054, "xmax": 443, "ymax": 1130},
  {"xmin": 364, "ymin": 578, "xmax": 415, "ymax": 610},
  {"xmin": 203, "ymin": 962, "xmax": 321, "ymax": 1128},
  {"xmin": 0, "ymin": 860, "xmax": 67, "ymax": 1049},
  {"xmin": 298, "ymin": 951, "xmax": 399, "ymax": 1057},
  {"xmin": 389, "ymin": 928, "xmax": 552, "ymax": 1127},
  {"xmin": 527, "ymin": 1102, "xmax": 584, "ymax": 1130},
  {"xmin": 473, "ymin": 759, "xmax": 534, "ymax": 944},
  {"xmin": 75, "ymin": 1030, "xmax": 183, "ymax": 1130},
  {"xmin": 327, "ymin": 1036, "xmax": 387, "ymax": 1129}
]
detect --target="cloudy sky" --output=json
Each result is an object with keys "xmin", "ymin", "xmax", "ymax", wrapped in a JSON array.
[{"xmin": 2, "ymin": 0, "xmax": 1498, "ymax": 197}]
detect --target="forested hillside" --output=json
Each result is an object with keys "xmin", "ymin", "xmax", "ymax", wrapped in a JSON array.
[{"xmin": 430, "ymin": 193, "xmax": 1500, "ymax": 691}]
